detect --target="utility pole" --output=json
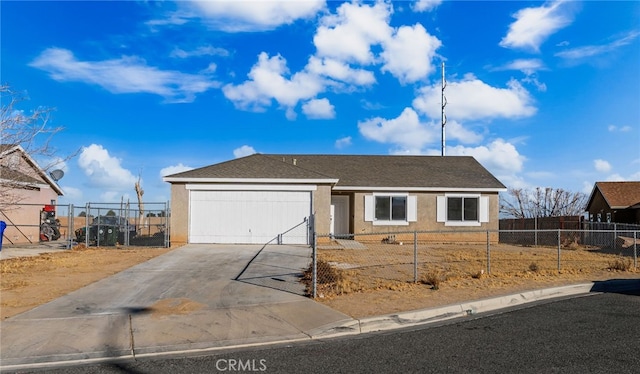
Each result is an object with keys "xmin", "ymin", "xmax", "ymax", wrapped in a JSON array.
[{"xmin": 441, "ymin": 61, "xmax": 447, "ymax": 156}]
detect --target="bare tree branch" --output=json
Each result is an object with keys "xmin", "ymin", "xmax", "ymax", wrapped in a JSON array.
[
  {"xmin": 500, "ymin": 187, "xmax": 588, "ymax": 219},
  {"xmin": 1, "ymin": 84, "xmax": 77, "ymax": 209}
]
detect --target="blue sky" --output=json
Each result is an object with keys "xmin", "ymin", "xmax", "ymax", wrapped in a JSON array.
[{"xmin": 2, "ymin": 0, "xmax": 639, "ymax": 206}]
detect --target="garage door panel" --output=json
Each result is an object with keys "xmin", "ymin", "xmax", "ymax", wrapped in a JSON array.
[{"xmin": 189, "ymin": 190, "xmax": 310, "ymax": 244}]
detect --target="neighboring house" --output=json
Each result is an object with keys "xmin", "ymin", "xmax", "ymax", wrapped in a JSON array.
[
  {"xmin": 163, "ymin": 154, "xmax": 506, "ymax": 245},
  {"xmin": 0, "ymin": 144, "xmax": 64, "ymax": 244},
  {"xmin": 586, "ymin": 181, "xmax": 640, "ymax": 225}
]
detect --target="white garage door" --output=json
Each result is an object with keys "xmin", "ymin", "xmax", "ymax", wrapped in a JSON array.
[{"xmin": 189, "ymin": 190, "xmax": 311, "ymax": 244}]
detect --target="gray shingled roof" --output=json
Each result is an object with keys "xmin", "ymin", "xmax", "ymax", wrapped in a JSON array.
[
  {"xmin": 166, "ymin": 154, "xmax": 334, "ymax": 180},
  {"xmin": 166, "ymin": 154, "xmax": 506, "ymax": 190}
]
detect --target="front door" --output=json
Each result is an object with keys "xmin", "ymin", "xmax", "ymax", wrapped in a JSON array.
[{"xmin": 330, "ymin": 195, "xmax": 349, "ymax": 238}]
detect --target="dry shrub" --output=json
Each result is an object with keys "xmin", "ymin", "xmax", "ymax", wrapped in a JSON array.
[
  {"xmin": 529, "ymin": 262, "xmax": 540, "ymax": 272},
  {"xmin": 562, "ymin": 236, "xmax": 581, "ymax": 250},
  {"xmin": 302, "ymin": 259, "xmax": 349, "ymax": 297},
  {"xmin": 420, "ymin": 268, "xmax": 447, "ymax": 290},
  {"xmin": 470, "ymin": 269, "xmax": 485, "ymax": 279},
  {"xmin": 608, "ymin": 258, "xmax": 632, "ymax": 272}
]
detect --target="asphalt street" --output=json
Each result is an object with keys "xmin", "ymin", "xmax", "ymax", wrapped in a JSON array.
[{"xmin": 14, "ymin": 289, "xmax": 640, "ymax": 374}]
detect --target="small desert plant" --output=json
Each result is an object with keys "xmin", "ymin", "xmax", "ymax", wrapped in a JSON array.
[
  {"xmin": 471, "ymin": 269, "xmax": 485, "ymax": 279},
  {"xmin": 562, "ymin": 235, "xmax": 581, "ymax": 250},
  {"xmin": 303, "ymin": 259, "xmax": 343, "ymax": 284},
  {"xmin": 608, "ymin": 258, "xmax": 632, "ymax": 272},
  {"xmin": 421, "ymin": 269, "xmax": 446, "ymax": 290},
  {"xmin": 529, "ymin": 262, "xmax": 540, "ymax": 272}
]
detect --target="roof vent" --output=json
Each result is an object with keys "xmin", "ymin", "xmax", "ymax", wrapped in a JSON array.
[{"xmin": 293, "ymin": 159, "xmax": 297, "ymax": 166}]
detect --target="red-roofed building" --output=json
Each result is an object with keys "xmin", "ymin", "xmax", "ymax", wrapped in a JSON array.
[{"xmin": 586, "ymin": 181, "xmax": 640, "ymax": 224}]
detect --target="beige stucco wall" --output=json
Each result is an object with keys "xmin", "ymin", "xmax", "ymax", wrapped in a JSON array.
[
  {"xmin": 347, "ymin": 192, "xmax": 498, "ymax": 233},
  {"xmin": 312, "ymin": 185, "xmax": 332, "ymax": 236},
  {"xmin": 169, "ymin": 183, "xmax": 189, "ymax": 245}
]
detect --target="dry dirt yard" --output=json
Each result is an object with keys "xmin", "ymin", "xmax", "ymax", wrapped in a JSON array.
[
  {"xmin": 1, "ymin": 245, "xmax": 174, "ymax": 320},
  {"xmin": 1, "ymin": 244, "xmax": 639, "ymax": 320}
]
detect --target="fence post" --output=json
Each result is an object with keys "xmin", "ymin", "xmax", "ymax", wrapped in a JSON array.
[
  {"xmin": 312, "ymin": 231, "xmax": 317, "ymax": 298},
  {"xmin": 413, "ymin": 231, "xmax": 418, "ymax": 283},
  {"xmin": 557, "ymin": 229, "xmax": 561, "ymax": 271},
  {"xmin": 85, "ymin": 203, "xmax": 90, "ymax": 248},
  {"xmin": 634, "ymin": 231, "xmax": 638, "ymax": 270},
  {"xmin": 486, "ymin": 230, "xmax": 491, "ymax": 274},
  {"xmin": 68, "ymin": 204, "xmax": 74, "ymax": 249}
]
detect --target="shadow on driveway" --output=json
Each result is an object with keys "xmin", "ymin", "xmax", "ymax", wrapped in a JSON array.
[{"xmin": 234, "ymin": 244, "xmax": 312, "ymax": 296}]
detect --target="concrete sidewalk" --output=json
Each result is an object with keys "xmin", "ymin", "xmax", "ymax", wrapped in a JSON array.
[{"xmin": 2, "ymin": 244, "xmax": 638, "ymax": 371}]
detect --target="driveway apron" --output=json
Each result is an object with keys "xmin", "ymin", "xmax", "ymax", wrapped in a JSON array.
[{"xmin": 0, "ymin": 244, "xmax": 353, "ymax": 367}]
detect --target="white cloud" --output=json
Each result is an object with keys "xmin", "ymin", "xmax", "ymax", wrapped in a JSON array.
[
  {"xmin": 608, "ymin": 125, "xmax": 633, "ymax": 132},
  {"xmin": 222, "ymin": 52, "xmax": 324, "ymax": 111},
  {"xmin": 445, "ymin": 120, "xmax": 483, "ymax": 144},
  {"xmin": 358, "ymin": 107, "xmax": 437, "ymax": 153},
  {"xmin": 233, "ymin": 145, "xmax": 257, "ymax": 158},
  {"xmin": 29, "ymin": 48, "xmax": 219, "ymax": 103},
  {"xmin": 170, "ymin": 45, "xmax": 230, "ymax": 59},
  {"xmin": 302, "ymin": 98, "xmax": 335, "ymax": 119},
  {"xmin": 555, "ymin": 31, "xmax": 640, "ymax": 60},
  {"xmin": 447, "ymin": 139, "xmax": 526, "ymax": 188},
  {"xmin": 314, "ymin": 1, "xmax": 393, "ymax": 65},
  {"xmin": 581, "ymin": 181, "xmax": 595, "ymax": 195},
  {"xmin": 306, "ymin": 56, "xmax": 376, "ymax": 86},
  {"xmin": 413, "ymin": 0, "xmax": 442, "ymax": 12},
  {"xmin": 335, "ymin": 136, "xmax": 352, "ymax": 149},
  {"xmin": 223, "ymin": 2, "xmax": 444, "ymax": 114},
  {"xmin": 500, "ymin": 1, "xmax": 575, "ymax": 52},
  {"xmin": 160, "ymin": 163, "xmax": 194, "ymax": 177},
  {"xmin": 413, "ymin": 75, "xmax": 537, "ymax": 121},
  {"xmin": 594, "ymin": 159, "xmax": 612, "ymax": 173},
  {"xmin": 605, "ymin": 174, "xmax": 626, "ymax": 182},
  {"xmin": 495, "ymin": 59, "xmax": 545, "ymax": 75},
  {"xmin": 380, "ymin": 23, "xmax": 441, "ymax": 83},
  {"xmin": 59, "ymin": 186, "xmax": 83, "ymax": 202},
  {"xmin": 186, "ymin": 0, "xmax": 325, "ymax": 32},
  {"xmin": 78, "ymin": 144, "xmax": 137, "ymax": 189}
]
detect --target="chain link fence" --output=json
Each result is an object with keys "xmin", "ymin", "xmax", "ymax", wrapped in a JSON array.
[
  {"xmin": 235, "ymin": 217, "xmax": 314, "ymax": 296},
  {"xmin": 308, "ymin": 229, "xmax": 639, "ymax": 298},
  {"xmin": 1, "ymin": 202, "xmax": 170, "ymax": 248}
]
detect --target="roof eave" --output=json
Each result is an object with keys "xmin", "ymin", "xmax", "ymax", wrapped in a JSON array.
[
  {"xmin": 163, "ymin": 177, "xmax": 339, "ymax": 184},
  {"xmin": 1, "ymin": 145, "xmax": 64, "ymax": 196},
  {"xmin": 333, "ymin": 186, "xmax": 507, "ymax": 192}
]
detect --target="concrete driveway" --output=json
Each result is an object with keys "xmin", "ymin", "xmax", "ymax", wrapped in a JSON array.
[{"xmin": 0, "ymin": 244, "xmax": 353, "ymax": 368}]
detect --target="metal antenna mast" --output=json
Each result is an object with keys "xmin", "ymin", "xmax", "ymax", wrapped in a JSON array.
[{"xmin": 441, "ymin": 61, "xmax": 447, "ymax": 156}]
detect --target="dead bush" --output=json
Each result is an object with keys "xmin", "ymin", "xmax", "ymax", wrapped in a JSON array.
[
  {"xmin": 470, "ymin": 269, "xmax": 485, "ymax": 279},
  {"xmin": 608, "ymin": 258, "xmax": 632, "ymax": 272},
  {"xmin": 420, "ymin": 269, "xmax": 447, "ymax": 290},
  {"xmin": 529, "ymin": 262, "xmax": 540, "ymax": 272},
  {"xmin": 302, "ymin": 259, "xmax": 346, "ymax": 297}
]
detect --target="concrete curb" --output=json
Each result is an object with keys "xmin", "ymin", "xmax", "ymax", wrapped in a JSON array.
[{"xmin": 311, "ymin": 283, "xmax": 596, "ymax": 338}]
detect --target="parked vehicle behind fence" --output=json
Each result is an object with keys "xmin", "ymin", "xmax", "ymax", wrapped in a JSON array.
[{"xmin": 75, "ymin": 216, "xmax": 137, "ymax": 246}]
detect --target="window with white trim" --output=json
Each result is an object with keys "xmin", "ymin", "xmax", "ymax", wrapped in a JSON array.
[
  {"xmin": 437, "ymin": 194, "xmax": 489, "ymax": 226},
  {"xmin": 375, "ymin": 196, "xmax": 407, "ymax": 221},
  {"xmin": 447, "ymin": 196, "xmax": 478, "ymax": 222},
  {"xmin": 365, "ymin": 194, "xmax": 417, "ymax": 225}
]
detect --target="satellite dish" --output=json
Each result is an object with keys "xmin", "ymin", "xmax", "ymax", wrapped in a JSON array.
[{"xmin": 49, "ymin": 169, "xmax": 64, "ymax": 181}]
